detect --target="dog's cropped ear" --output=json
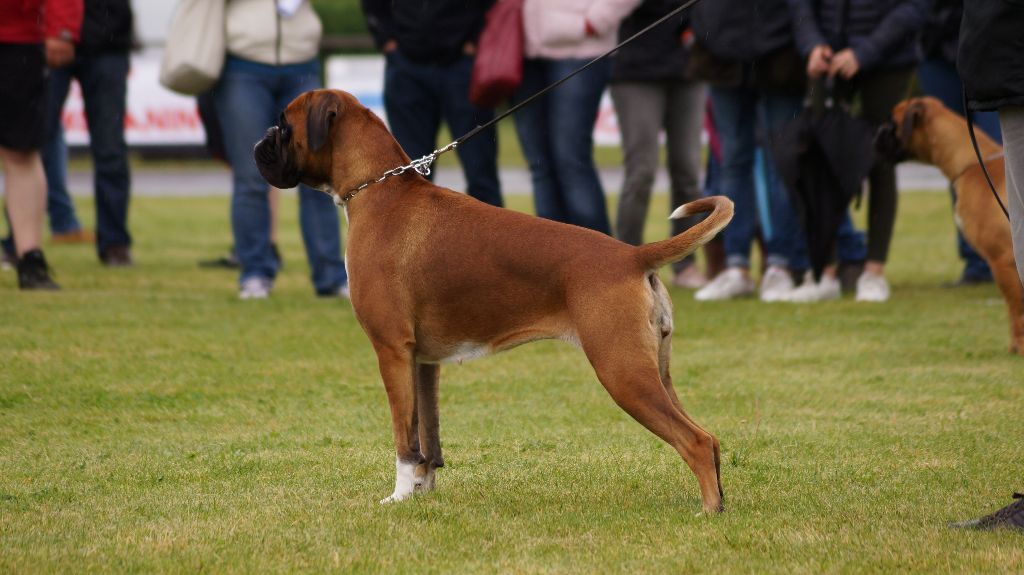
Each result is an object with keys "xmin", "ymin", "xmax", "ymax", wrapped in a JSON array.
[
  {"xmin": 307, "ymin": 91, "xmax": 342, "ymax": 153},
  {"xmin": 899, "ymin": 99, "xmax": 926, "ymax": 147}
]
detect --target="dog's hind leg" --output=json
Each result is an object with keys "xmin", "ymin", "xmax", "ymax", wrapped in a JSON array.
[
  {"xmin": 990, "ymin": 253, "xmax": 1024, "ymax": 354},
  {"xmin": 375, "ymin": 342, "xmax": 427, "ymax": 503},
  {"xmin": 415, "ymin": 362, "xmax": 443, "ymax": 492},
  {"xmin": 577, "ymin": 310, "xmax": 724, "ymax": 513},
  {"xmin": 651, "ymin": 276, "xmax": 724, "ymax": 502}
]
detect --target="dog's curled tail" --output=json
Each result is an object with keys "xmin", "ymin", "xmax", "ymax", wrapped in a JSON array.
[{"xmin": 634, "ymin": 196, "xmax": 734, "ymax": 270}]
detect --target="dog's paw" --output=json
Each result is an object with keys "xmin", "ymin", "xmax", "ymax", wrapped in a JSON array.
[{"xmin": 380, "ymin": 492, "xmax": 411, "ymax": 505}]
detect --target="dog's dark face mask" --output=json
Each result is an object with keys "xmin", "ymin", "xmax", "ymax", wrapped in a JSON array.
[
  {"xmin": 874, "ymin": 119, "xmax": 908, "ymax": 163},
  {"xmin": 255, "ymin": 116, "xmax": 302, "ymax": 189},
  {"xmin": 254, "ymin": 91, "xmax": 341, "ymax": 190}
]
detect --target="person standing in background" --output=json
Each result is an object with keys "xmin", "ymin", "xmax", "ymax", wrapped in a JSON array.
[
  {"xmin": 919, "ymin": 0, "xmax": 998, "ymax": 287},
  {"xmin": 611, "ymin": 0, "xmax": 707, "ymax": 289},
  {"xmin": 361, "ymin": 0, "xmax": 503, "ymax": 208},
  {"xmin": 0, "ymin": 0, "xmax": 82, "ymax": 289},
  {"xmin": 513, "ymin": 0, "xmax": 642, "ymax": 234},
  {"xmin": 788, "ymin": 0, "xmax": 930, "ymax": 302},
  {"xmin": 689, "ymin": 0, "xmax": 809, "ymax": 302},
  {"xmin": 213, "ymin": 0, "xmax": 347, "ymax": 300}
]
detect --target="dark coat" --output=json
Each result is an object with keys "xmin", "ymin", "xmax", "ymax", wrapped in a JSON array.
[
  {"xmin": 689, "ymin": 0, "xmax": 804, "ymax": 92},
  {"xmin": 959, "ymin": 0, "xmax": 1024, "ymax": 111},
  {"xmin": 361, "ymin": 0, "xmax": 495, "ymax": 66},
  {"xmin": 691, "ymin": 0, "xmax": 794, "ymax": 62},
  {"xmin": 787, "ymin": 0, "xmax": 931, "ymax": 71},
  {"xmin": 610, "ymin": 0, "xmax": 690, "ymax": 83},
  {"xmin": 920, "ymin": 0, "xmax": 960, "ymax": 64},
  {"xmin": 79, "ymin": 0, "xmax": 133, "ymax": 54}
]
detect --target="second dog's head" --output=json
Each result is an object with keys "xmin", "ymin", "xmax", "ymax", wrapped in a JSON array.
[
  {"xmin": 874, "ymin": 97, "xmax": 945, "ymax": 164},
  {"xmin": 254, "ymin": 89, "xmax": 354, "ymax": 190}
]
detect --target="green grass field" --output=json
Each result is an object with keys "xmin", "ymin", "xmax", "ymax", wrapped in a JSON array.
[{"xmin": 1, "ymin": 191, "xmax": 1021, "ymax": 573}]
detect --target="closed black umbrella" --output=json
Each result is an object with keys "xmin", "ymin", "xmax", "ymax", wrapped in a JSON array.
[{"xmin": 771, "ymin": 81, "xmax": 875, "ymax": 281}]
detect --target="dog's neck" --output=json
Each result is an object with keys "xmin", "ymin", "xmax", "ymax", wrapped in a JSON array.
[
  {"xmin": 928, "ymin": 113, "xmax": 1003, "ymax": 182},
  {"xmin": 331, "ymin": 108, "xmax": 418, "ymax": 201}
]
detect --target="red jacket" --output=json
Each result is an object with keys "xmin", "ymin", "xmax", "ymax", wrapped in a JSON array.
[{"xmin": 0, "ymin": 0, "xmax": 83, "ymax": 44}]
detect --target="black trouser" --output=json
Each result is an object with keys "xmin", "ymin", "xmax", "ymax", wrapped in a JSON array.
[{"xmin": 836, "ymin": 66, "xmax": 914, "ymax": 264}]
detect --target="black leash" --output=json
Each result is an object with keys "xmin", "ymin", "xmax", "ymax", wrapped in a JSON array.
[
  {"xmin": 962, "ymin": 83, "xmax": 1010, "ymax": 220},
  {"xmin": 338, "ymin": 0, "xmax": 702, "ymax": 204}
]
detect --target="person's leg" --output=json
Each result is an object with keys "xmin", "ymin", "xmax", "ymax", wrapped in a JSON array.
[
  {"xmin": 42, "ymin": 64, "xmax": 82, "ymax": 236},
  {"xmin": 383, "ymin": 50, "xmax": 442, "ymax": 176},
  {"xmin": 545, "ymin": 57, "xmax": 612, "ymax": 234},
  {"xmin": 759, "ymin": 91, "xmax": 807, "ymax": 272},
  {"xmin": 860, "ymin": 69, "xmax": 914, "ymax": 269},
  {"xmin": 440, "ymin": 55, "xmax": 502, "ymax": 207},
  {"xmin": 664, "ymin": 80, "xmax": 706, "ymax": 274},
  {"xmin": 279, "ymin": 66, "xmax": 347, "ymax": 294},
  {"xmin": 213, "ymin": 63, "xmax": 278, "ymax": 288},
  {"xmin": 512, "ymin": 59, "xmax": 566, "ymax": 222},
  {"xmin": 1, "ymin": 148, "xmax": 46, "ymax": 256},
  {"xmin": 611, "ymin": 81, "xmax": 665, "ymax": 246},
  {"xmin": 999, "ymin": 106, "xmax": 1024, "ymax": 286},
  {"xmin": 708, "ymin": 86, "xmax": 757, "ymax": 270},
  {"xmin": 77, "ymin": 51, "xmax": 132, "ymax": 260}
]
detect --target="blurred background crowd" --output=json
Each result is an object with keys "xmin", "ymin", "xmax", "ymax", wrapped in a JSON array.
[{"xmin": 1, "ymin": 0, "xmax": 1022, "ymax": 305}]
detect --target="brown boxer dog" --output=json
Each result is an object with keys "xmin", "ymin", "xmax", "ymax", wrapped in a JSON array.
[
  {"xmin": 878, "ymin": 96, "xmax": 1022, "ymax": 354},
  {"xmin": 254, "ymin": 89, "xmax": 732, "ymax": 512}
]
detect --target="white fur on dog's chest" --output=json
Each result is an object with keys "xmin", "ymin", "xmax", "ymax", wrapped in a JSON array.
[{"xmin": 434, "ymin": 342, "xmax": 491, "ymax": 364}]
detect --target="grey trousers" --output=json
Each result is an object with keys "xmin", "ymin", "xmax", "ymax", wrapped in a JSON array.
[
  {"xmin": 1000, "ymin": 106, "xmax": 1024, "ymax": 286},
  {"xmin": 611, "ymin": 80, "xmax": 706, "ymax": 272}
]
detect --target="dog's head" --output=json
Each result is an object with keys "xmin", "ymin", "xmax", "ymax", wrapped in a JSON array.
[
  {"xmin": 254, "ymin": 89, "xmax": 347, "ymax": 190},
  {"xmin": 875, "ymin": 97, "xmax": 942, "ymax": 163}
]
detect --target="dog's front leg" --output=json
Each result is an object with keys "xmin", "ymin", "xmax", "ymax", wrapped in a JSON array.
[{"xmin": 376, "ymin": 343, "xmax": 427, "ymax": 504}]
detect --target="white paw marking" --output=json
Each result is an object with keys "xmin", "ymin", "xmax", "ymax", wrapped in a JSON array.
[{"xmin": 380, "ymin": 458, "xmax": 421, "ymax": 504}]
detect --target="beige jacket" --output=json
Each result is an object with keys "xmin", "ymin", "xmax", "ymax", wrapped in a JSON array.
[
  {"xmin": 522, "ymin": 0, "xmax": 643, "ymax": 60},
  {"xmin": 225, "ymin": 0, "xmax": 322, "ymax": 65}
]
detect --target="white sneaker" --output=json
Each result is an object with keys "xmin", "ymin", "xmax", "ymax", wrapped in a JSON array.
[
  {"xmin": 695, "ymin": 268, "xmax": 755, "ymax": 301},
  {"xmin": 239, "ymin": 276, "xmax": 272, "ymax": 300},
  {"xmin": 759, "ymin": 265, "xmax": 796, "ymax": 302},
  {"xmin": 318, "ymin": 284, "xmax": 350, "ymax": 299},
  {"xmin": 785, "ymin": 271, "xmax": 841, "ymax": 303},
  {"xmin": 855, "ymin": 271, "xmax": 890, "ymax": 302}
]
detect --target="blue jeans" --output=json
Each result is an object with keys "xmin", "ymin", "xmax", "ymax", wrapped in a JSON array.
[
  {"xmin": 213, "ymin": 56, "xmax": 346, "ymax": 292},
  {"xmin": 918, "ymin": 58, "xmax": 998, "ymax": 281},
  {"xmin": 710, "ymin": 86, "xmax": 806, "ymax": 269},
  {"xmin": 513, "ymin": 58, "xmax": 611, "ymax": 234},
  {"xmin": 384, "ymin": 50, "xmax": 502, "ymax": 207}
]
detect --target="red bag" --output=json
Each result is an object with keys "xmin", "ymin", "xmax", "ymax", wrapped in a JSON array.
[{"xmin": 468, "ymin": 0, "xmax": 524, "ymax": 108}]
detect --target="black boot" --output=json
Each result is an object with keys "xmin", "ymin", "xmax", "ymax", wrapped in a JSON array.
[
  {"xmin": 16, "ymin": 249, "xmax": 60, "ymax": 291},
  {"xmin": 951, "ymin": 493, "xmax": 1024, "ymax": 531}
]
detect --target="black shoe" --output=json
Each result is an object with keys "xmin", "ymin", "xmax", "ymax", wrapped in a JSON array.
[
  {"xmin": 951, "ymin": 493, "xmax": 1024, "ymax": 531},
  {"xmin": 198, "ymin": 246, "xmax": 240, "ymax": 269},
  {"xmin": 16, "ymin": 249, "xmax": 60, "ymax": 290},
  {"xmin": 100, "ymin": 245, "xmax": 133, "ymax": 267}
]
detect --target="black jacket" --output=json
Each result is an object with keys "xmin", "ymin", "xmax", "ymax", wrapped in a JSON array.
[
  {"xmin": 787, "ymin": 0, "xmax": 931, "ymax": 72},
  {"xmin": 361, "ymin": 0, "xmax": 495, "ymax": 66},
  {"xmin": 611, "ymin": 0, "xmax": 691, "ymax": 83},
  {"xmin": 959, "ymin": 0, "xmax": 1024, "ymax": 111},
  {"xmin": 79, "ymin": 0, "xmax": 133, "ymax": 54},
  {"xmin": 691, "ymin": 0, "xmax": 795, "ymax": 62},
  {"xmin": 920, "ymin": 0, "xmax": 960, "ymax": 64},
  {"xmin": 689, "ymin": 0, "xmax": 804, "ymax": 92}
]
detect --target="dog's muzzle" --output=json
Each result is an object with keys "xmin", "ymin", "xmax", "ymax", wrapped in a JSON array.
[
  {"xmin": 874, "ymin": 120, "xmax": 909, "ymax": 163},
  {"xmin": 254, "ymin": 126, "xmax": 301, "ymax": 189}
]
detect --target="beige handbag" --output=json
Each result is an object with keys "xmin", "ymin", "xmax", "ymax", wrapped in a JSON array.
[{"xmin": 159, "ymin": 0, "xmax": 226, "ymax": 95}]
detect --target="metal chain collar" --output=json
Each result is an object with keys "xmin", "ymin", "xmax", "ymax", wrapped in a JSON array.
[{"xmin": 334, "ymin": 141, "xmax": 459, "ymax": 205}]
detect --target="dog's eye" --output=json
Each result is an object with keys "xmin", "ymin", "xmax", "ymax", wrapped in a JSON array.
[{"xmin": 280, "ymin": 125, "xmax": 291, "ymax": 140}]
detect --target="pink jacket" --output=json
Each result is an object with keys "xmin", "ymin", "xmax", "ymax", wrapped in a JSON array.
[{"xmin": 522, "ymin": 0, "xmax": 643, "ymax": 60}]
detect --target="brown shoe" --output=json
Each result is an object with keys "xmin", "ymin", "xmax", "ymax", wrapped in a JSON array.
[
  {"xmin": 100, "ymin": 245, "xmax": 133, "ymax": 267},
  {"xmin": 51, "ymin": 229, "xmax": 95, "ymax": 245}
]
